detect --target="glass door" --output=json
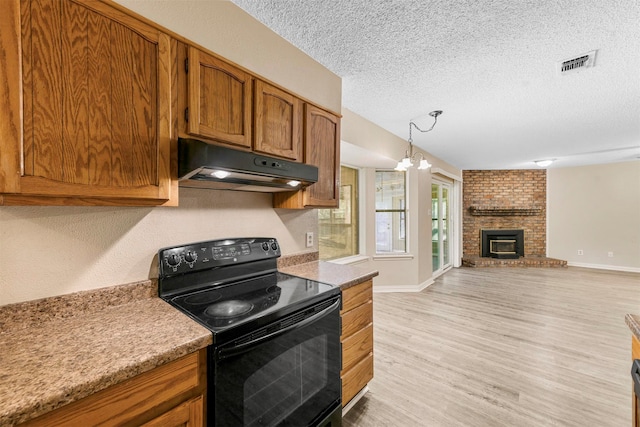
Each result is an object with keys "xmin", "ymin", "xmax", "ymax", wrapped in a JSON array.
[{"xmin": 432, "ymin": 181, "xmax": 451, "ymax": 273}]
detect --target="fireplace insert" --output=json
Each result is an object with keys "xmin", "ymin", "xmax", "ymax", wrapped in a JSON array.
[{"xmin": 480, "ymin": 229, "xmax": 524, "ymax": 259}]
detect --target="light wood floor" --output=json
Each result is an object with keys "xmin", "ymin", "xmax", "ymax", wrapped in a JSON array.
[{"xmin": 343, "ymin": 267, "xmax": 640, "ymax": 427}]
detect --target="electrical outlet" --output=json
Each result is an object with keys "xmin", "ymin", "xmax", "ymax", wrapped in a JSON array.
[
  {"xmin": 608, "ymin": 251, "xmax": 614, "ymax": 258},
  {"xmin": 305, "ymin": 232, "xmax": 314, "ymax": 248},
  {"xmin": 577, "ymin": 249, "xmax": 583, "ymax": 255}
]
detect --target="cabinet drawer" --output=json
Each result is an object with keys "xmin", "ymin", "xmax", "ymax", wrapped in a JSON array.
[
  {"xmin": 23, "ymin": 352, "xmax": 201, "ymax": 426},
  {"xmin": 341, "ymin": 280, "xmax": 372, "ymax": 313},
  {"xmin": 341, "ymin": 353, "xmax": 373, "ymax": 407},
  {"xmin": 341, "ymin": 324, "xmax": 373, "ymax": 373},
  {"xmin": 141, "ymin": 395, "xmax": 204, "ymax": 427},
  {"xmin": 341, "ymin": 301, "xmax": 372, "ymax": 339}
]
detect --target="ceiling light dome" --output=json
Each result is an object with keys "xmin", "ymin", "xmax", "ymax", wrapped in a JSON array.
[{"xmin": 534, "ymin": 159, "xmax": 555, "ymax": 167}]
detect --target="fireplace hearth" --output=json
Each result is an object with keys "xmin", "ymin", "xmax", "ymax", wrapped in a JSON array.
[{"xmin": 481, "ymin": 229, "xmax": 524, "ymax": 259}]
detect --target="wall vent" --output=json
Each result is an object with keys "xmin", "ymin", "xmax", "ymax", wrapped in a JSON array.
[{"xmin": 559, "ymin": 50, "xmax": 597, "ymax": 75}]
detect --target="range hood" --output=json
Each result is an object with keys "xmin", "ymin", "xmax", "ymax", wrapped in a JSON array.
[{"xmin": 178, "ymin": 138, "xmax": 318, "ymax": 192}]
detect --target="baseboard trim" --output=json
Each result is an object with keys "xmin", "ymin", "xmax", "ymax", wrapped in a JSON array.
[
  {"xmin": 374, "ymin": 278, "xmax": 435, "ymax": 293},
  {"xmin": 567, "ymin": 262, "xmax": 640, "ymax": 273},
  {"xmin": 342, "ymin": 385, "xmax": 370, "ymax": 415}
]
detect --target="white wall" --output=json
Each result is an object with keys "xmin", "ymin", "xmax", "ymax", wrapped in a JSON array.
[
  {"xmin": 547, "ymin": 161, "xmax": 640, "ymax": 271},
  {"xmin": 341, "ymin": 109, "xmax": 462, "ymax": 291}
]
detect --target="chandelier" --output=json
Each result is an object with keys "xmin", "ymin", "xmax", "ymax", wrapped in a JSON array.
[{"xmin": 395, "ymin": 110, "xmax": 443, "ymax": 171}]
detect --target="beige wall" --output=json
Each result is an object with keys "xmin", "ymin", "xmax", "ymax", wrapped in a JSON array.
[
  {"xmin": 0, "ymin": 0, "xmax": 339, "ymax": 305},
  {"xmin": 0, "ymin": 189, "xmax": 318, "ymax": 305},
  {"xmin": 341, "ymin": 108, "xmax": 462, "ymax": 291},
  {"xmin": 547, "ymin": 161, "xmax": 640, "ymax": 271},
  {"xmin": 113, "ymin": 0, "xmax": 341, "ymax": 113}
]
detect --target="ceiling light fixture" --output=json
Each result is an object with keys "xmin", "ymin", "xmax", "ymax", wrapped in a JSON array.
[
  {"xmin": 534, "ymin": 159, "xmax": 555, "ymax": 167},
  {"xmin": 395, "ymin": 110, "xmax": 443, "ymax": 172}
]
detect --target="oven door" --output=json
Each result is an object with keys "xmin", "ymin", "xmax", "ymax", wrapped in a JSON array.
[{"xmin": 211, "ymin": 295, "xmax": 342, "ymax": 427}]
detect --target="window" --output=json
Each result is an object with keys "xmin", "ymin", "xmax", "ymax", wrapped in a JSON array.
[
  {"xmin": 318, "ymin": 166, "xmax": 359, "ymax": 260},
  {"xmin": 375, "ymin": 170, "xmax": 407, "ymax": 253}
]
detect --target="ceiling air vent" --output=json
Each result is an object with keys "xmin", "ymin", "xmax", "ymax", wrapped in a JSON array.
[{"xmin": 559, "ymin": 50, "xmax": 597, "ymax": 75}]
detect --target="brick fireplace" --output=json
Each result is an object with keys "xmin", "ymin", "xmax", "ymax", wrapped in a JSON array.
[{"xmin": 461, "ymin": 170, "xmax": 565, "ymax": 267}]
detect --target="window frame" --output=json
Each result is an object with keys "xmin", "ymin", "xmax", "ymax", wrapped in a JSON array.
[
  {"xmin": 318, "ymin": 165, "xmax": 362, "ymax": 262},
  {"xmin": 374, "ymin": 169, "xmax": 408, "ymax": 255}
]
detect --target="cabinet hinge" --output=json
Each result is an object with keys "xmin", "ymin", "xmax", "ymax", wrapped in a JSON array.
[
  {"xmin": 184, "ymin": 58, "xmax": 189, "ymax": 73},
  {"xmin": 184, "ymin": 108, "xmax": 189, "ymax": 122}
]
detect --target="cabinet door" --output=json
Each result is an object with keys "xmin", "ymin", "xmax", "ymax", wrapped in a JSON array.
[
  {"xmin": 272, "ymin": 105, "xmax": 340, "ymax": 209},
  {"xmin": 187, "ymin": 46, "xmax": 252, "ymax": 148},
  {"xmin": 0, "ymin": 0, "xmax": 172, "ymax": 205},
  {"xmin": 254, "ymin": 80, "xmax": 302, "ymax": 161},
  {"xmin": 304, "ymin": 104, "xmax": 340, "ymax": 207},
  {"xmin": 141, "ymin": 396, "xmax": 204, "ymax": 427}
]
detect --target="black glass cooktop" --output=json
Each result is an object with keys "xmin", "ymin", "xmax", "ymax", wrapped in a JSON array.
[
  {"xmin": 158, "ymin": 238, "xmax": 340, "ymax": 344},
  {"xmin": 167, "ymin": 272, "xmax": 338, "ymax": 340}
]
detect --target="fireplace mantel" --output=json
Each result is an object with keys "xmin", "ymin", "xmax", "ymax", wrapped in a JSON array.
[{"xmin": 469, "ymin": 205, "xmax": 542, "ymax": 216}]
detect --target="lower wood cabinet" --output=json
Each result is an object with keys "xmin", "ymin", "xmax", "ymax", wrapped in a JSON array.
[
  {"xmin": 20, "ymin": 349, "xmax": 206, "ymax": 427},
  {"xmin": 341, "ymin": 280, "xmax": 374, "ymax": 406},
  {"xmin": 141, "ymin": 395, "xmax": 203, "ymax": 427}
]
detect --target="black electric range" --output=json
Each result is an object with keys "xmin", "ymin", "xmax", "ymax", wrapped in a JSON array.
[{"xmin": 158, "ymin": 238, "xmax": 342, "ymax": 427}]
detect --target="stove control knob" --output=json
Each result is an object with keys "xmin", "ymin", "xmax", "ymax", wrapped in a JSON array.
[
  {"xmin": 261, "ymin": 242, "xmax": 269, "ymax": 251},
  {"xmin": 166, "ymin": 254, "xmax": 181, "ymax": 266},
  {"xmin": 271, "ymin": 242, "xmax": 278, "ymax": 251},
  {"xmin": 184, "ymin": 251, "xmax": 197, "ymax": 263}
]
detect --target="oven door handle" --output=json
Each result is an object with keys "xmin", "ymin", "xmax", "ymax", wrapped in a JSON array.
[
  {"xmin": 632, "ymin": 359, "xmax": 640, "ymax": 396},
  {"xmin": 218, "ymin": 298, "xmax": 340, "ymax": 360}
]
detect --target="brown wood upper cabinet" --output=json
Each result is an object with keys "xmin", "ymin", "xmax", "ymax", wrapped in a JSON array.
[
  {"xmin": 185, "ymin": 46, "xmax": 253, "ymax": 149},
  {"xmin": 0, "ymin": 0, "xmax": 173, "ymax": 205},
  {"xmin": 273, "ymin": 104, "xmax": 341, "ymax": 208},
  {"xmin": 253, "ymin": 80, "xmax": 302, "ymax": 161}
]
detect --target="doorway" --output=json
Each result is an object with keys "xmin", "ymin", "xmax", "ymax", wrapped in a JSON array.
[{"xmin": 432, "ymin": 181, "xmax": 452, "ymax": 274}]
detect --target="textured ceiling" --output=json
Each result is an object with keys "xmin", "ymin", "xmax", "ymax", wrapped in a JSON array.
[{"xmin": 230, "ymin": 0, "xmax": 640, "ymax": 170}]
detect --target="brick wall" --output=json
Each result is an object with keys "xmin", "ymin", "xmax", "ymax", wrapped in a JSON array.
[{"xmin": 463, "ymin": 170, "xmax": 546, "ymax": 257}]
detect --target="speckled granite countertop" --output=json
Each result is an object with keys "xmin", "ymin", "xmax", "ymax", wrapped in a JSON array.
[
  {"xmin": 279, "ymin": 260, "xmax": 378, "ymax": 290},
  {"xmin": 626, "ymin": 314, "xmax": 640, "ymax": 340},
  {"xmin": 0, "ymin": 280, "xmax": 212, "ymax": 426}
]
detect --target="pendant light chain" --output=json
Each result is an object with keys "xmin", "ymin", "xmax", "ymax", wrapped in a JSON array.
[{"xmin": 396, "ymin": 110, "xmax": 443, "ymax": 171}]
